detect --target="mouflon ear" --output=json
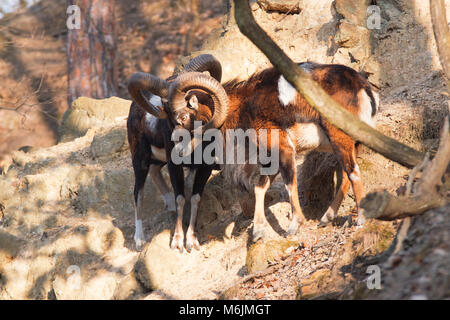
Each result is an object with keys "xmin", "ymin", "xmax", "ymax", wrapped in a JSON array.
[{"xmin": 188, "ymin": 95, "xmax": 199, "ymax": 110}]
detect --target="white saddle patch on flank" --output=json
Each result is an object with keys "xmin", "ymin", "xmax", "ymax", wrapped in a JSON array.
[
  {"xmin": 287, "ymin": 122, "xmax": 331, "ymax": 153},
  {"xmin": 278, "ymin": 75, "xmax": 298, "ymax": 107}
]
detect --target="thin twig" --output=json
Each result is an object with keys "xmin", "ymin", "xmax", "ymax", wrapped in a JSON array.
[
  {"xmin": 405, "ymin": 152, "xmax": 430, "ymax": 196},
  {"xmin": 392, "ymin": 217, "xmax": 411, "ymax": 254},
  {"xmin": 0, "ymin": 71, "xmax": 46, "ymax": 112}
]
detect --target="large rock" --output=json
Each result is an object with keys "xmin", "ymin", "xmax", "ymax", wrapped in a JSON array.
[
  {"xmin": 178, "ymin": 0, "xmax": 337, "ymax": 83},
  {"xmin": 335, "ymin": 0, "xmax": 372, "ymax": 27},
  {"xmin": 0, "ymin": 254, "xmax": 55, "ymax": 300},
  {"xmin": 90, "ymin": 127, "xmax": 128, "ymax": 158},
  {"xmin": 0, "ymin": 231, "xmax": 25, "ymax": 262},
  {"xmin": 52, "ymin": 267, "xmax": 119, "ymax": 300},
  {"xmin": 47, "ymin": 218, "xmax": 136, "ymax": 300},
  {"xmin": 134, "ymin": 230, "xmax": 183, "ymax": 291},
  {"xmin": 246, "ymin": 239, "xmax": 300, "ymax": 274},
  {"xmin": 59, "ymin": 96, "xmax": 131, "ymax": 142},
  {"xmin": 113, "ymin": 273, "xmax": 146, "ymax": 300},
  {"xmin": 335, "ymin": 20, "xmax": 371, "ymax": 48},
  {"xmin": 0, "ymin": 176, "xmax": 16, "ymax": 203},
  {"xmin": 297, "ymin": 269, "xmax": 332, "ymax": 299}
]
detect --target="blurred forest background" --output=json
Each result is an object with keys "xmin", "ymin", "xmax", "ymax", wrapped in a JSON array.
[
  {"xmin": 0, "ymin": 0, "xmax": 448, "ymax": 300},
  {"xmin": 0, "ymin": 0, "xmax": 226, "ymax": 164}
]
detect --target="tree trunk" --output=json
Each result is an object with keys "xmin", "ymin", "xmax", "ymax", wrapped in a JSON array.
[
  {"xmin": 184, "ymin": 0, "xmax": 200, "ymax": 55},
  {"xmin": 430, "ymin": 0, "xmax": 450, "ymax": 89},
  {"xmin": 233, "ymin": 0, "xmax": 425, "ymax": 169},
  {"xmin": 67, "ymin": 0, "xmax": 117, "ymax": 107}
]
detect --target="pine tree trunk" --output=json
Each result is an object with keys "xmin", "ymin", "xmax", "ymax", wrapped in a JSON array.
[{"xmin": 67, "ymin": 0, "xmax": 117, "ymax": 107}]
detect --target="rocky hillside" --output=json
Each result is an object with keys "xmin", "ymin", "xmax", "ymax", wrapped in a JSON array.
[
  {"xmin": 0, "ymin": 95, "xmax": 401, "ymax": 300},
  {"xmin": 0, "ymin": 0, "xmax": 225, "ymax": 165},
  {"xmin": 0, "ymin": 0, "xmax": 449, "ymax": 300}
]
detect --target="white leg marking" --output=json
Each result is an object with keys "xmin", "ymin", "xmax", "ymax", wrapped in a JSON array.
[
  {"xmin": 253, "ymin": 177, "xmax": 271, "ymax": 241},
  {"xmin": 285, "ymin": 139, "xmax": 296, "ymax": 220},
  {"xmin": 349, "ymin": 173, "xmax": 360, "ymax": 181},
  {"xmin": 171, "ymin": 195, "xmax": 185, "ymax": 252},
  {"xmin": 278, "ymin": 75, "xmax": 297, "ymax": 107},
  {"xmin": 372, "ymin": 90, "xmax": 380, "ymax": 112},
  {"xmin": 287, "ymin": 216, "xmax": 300, "ymax": 235},
  {"xmin": 319, "ymin": 204, "xmax": 340, "ymax": 227},
  {"xmin": 134, "ymin": 189, "xmax": 146, "ymax": 251},
  {"xmin": 134, "ymin": 219, "xmax": 145, "ymax": 251},
  {"xmin": 176, "ymin": 195, "xmax": 185, "ymax": 212},
  {"xmin": 189, "ymin": 194, "xmax": 201, "ymax": 222},
  {"xmin": 318, "ymin": 173, "xmax": 351, "ymax": 228},
  {"xmin": 286, "ymin": 182, "xmax": 300, "ymax": 235},
  {"xmin": 285, "ymin": 183, "xmax": 292, "ymax": 215},
  {"xmin": 186, "ymin": 194, "xmax": 201, "ymax": 252},
  {"xmin": 356, "ymin": 208, "xmax": 366, "ymax": 226}
]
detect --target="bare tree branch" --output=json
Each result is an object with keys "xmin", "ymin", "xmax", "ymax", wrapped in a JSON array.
[
  {"xmin": 233, "ymin": 0, "xmax": 425, "ymax": 168},
  {"xmin": 360, "ymin": 188, "xmax": 446, "ymax": 221},
  {"xmin": 0, "ymin": 69, "xmax": 59, "ymax": 122},
  {"xmin": 415, "ymin": 119, "xmax": 450, "ymax": 194},
  {"xmin": 360, "ymin": 1, "xmax": 450, "ymax": 221},
  {"xmin": 0, "ymin": 71, "xmax": 45, "ymax": 112},
  {"xmin": 405, "ymin": 152, "xmax": 429, "ymax": 195}
]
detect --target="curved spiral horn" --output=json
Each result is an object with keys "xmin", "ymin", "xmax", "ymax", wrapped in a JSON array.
[
  {"xmin": 178, "ymin": 54, "xmax": 222, "ymax": 83},
  {"xmin": 168, "ymin": 72, "xmax": 229, "ymax": 131},
  {"xmin": 127, "ymin": 72, "xmax": 169, "ymax": 118}
]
